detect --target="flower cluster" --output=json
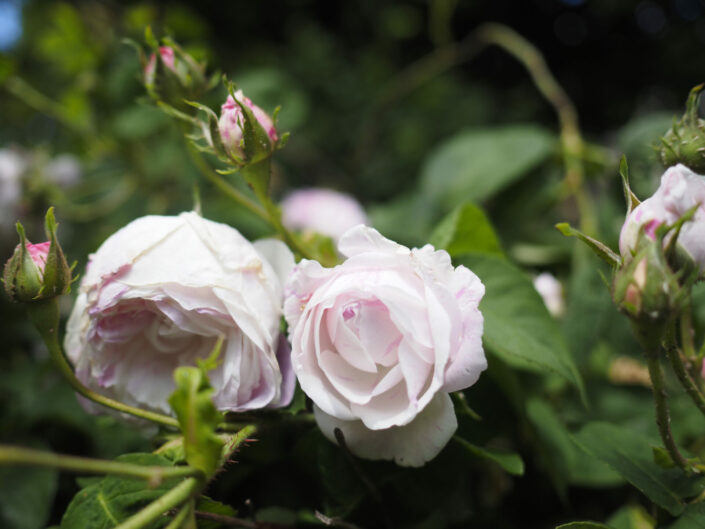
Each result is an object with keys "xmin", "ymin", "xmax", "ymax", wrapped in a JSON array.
[{"xmin": 60, "ymin": 207, "xmax": 486, "ymax": 465}]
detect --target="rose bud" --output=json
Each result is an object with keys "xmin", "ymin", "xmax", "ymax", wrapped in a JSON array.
[
  {"xmin": 281, "ymin": 188, "xmax": 369, "ymax": 243},
  {"xmin": 284, "ymin": 225, "xmax": 486, "ymax": 467},
  {"xmin": 3, "ymin": 209, "xmax": 71, "ymax": 303},
  {"xmin": 613, "ymin": 233, "xmax": 682, "ymax": 332},
  {"xmin": 64, "ymin": 212, "xmax": 295, "ymax": 416},
  {"xmin": 660, "ymin": 85, "xmax": 705, "ymax": 173},
  {"xmin": 218, "ymin": 90, "xmax": 278, "ymax": 160},
  {"xmin": 620, "ymin": 164, "xmax": 705, "ymax": 277}
]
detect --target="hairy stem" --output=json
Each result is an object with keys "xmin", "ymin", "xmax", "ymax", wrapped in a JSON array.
[
  {"xmin": 666, "ymin": 324, "xmax": 705, "ymax": 420},
  {"xmin": 644, "ymin": 346, "xmax": 690, "ymax": 472},
  {"xmin": 0, "ymin": 445, "xmax": 201, "ymax": 483},
  {"xmin": 164, "ymin": 502, "xmax": 195, "ymax": 529},
  {"xmin": 28, "ymin": 299, "xmax": 179, "ymax": 429},
  {"xmin": 113, "ymin": 477, "xmax": 202, "ymax": 529},
  {"xmin": 183, "ymin": 138, "xmax": 269, "ymax": 222}
]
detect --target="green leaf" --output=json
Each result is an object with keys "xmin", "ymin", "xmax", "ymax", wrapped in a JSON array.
[
  {"xmin": 526, "ymin": 399, "xmax": 622, "ymax": 495},
  {"xmin": 453, "ymin": 436, "xmax": 524, "ymax": 476},
  {"xmin": 420, "ymin": 125, "xmax": 556, "ymax": 209},
  {"xmin": 195, "ymin": 496, "xmax": 237, "ymax": 529},
  {"xmin": 60, "ymin": 453, "xmax": 178, "ymax": 529},
  {"xmin": 168, "ymin": 365, "xmax": 224, "ymax": 478},
  {"xmin": 556, "ymin": 223, "xmax": 621, "ymax": 268},
  {"xmin": 429, "ymin": 203, "xmax": 503, "ymax": 257},
  {"xmin": 0, "ymin": 465, "xmax": 57, "ymax": 529},
  {"xmin": 458, "ymin": 254, "xmax": 585, "ymax": 400},
  {"xmin": 572, "ymin": 422, "xmax": 705, "ymax": 516},
  {"xmin": 666, "ymin": 502, "xmax": 705, "ymax": 528},
  {"xmin": 556, "ymin": 523, "xmax": 615, "ymax": 529}
]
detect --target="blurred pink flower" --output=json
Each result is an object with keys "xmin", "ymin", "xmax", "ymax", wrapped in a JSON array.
[{"xmin": 281, "ymin": 188, "xmax": 368, "ymax": 242}]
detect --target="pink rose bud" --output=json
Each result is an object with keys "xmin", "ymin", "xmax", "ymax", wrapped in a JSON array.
[
  {"xmin": 159, "ymin": 46, "xmax": 175, "ymax": 72},
  {"xmin": 284, "ymin": 225, "xmax": 486, "ymax": 467},
  {"xmin": 218, "ymin": 91, "xmax": 277, "ymax": 158},
  {"xmin": 64, "ymin": 212, "xmax": 295, "ymax": 417},
  {"xmin": 143, "ymin": 53, "xmax": 157, "ymax": 85},
  {"xmin": 3, "ymin": 209, "xmax": 71, "ymax": 303},
  {"xmin": 620, "ymin": 164, "xmax": 705, "ymax": 275},
  {"xmin": 281, "ymin": 188, "xmax": 369, "ymax": 242},
  {"xmin": 533, "ymin": 272, "xmax": 565, "ymax": 318}
]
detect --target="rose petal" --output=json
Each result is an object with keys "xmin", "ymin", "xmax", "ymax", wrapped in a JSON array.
[{"xmin": 314, "ymin": 392, "xmax": 457, "ymax": 467}]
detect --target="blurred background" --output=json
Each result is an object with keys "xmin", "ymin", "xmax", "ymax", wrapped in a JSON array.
[{"xmin": 1, "ymin": 1, "xmax": 705, "ymax": 528}]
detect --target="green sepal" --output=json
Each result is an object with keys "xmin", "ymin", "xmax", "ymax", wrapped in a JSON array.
[
  {"xmin": 40, "ymin": 208, "xmax": 72, "ymax": 299},
  {"xmin": 555, "ymin": 223, "xmax": 620, "ymax": 268},
  {"xmin": 619, "ymin": 156, "xmax": 640, "ymax": 215},
  {"xmin": 225, "ymin": 78, "xmax": 274, "ymax": 165},
  {"xmin": 2, "ymin": 223, "xmax": 42, "ymax": 302}
]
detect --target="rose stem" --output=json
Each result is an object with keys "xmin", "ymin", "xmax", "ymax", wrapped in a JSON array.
[
  {"xmin": 666, "ymin": 323, "xmax": 705, "ymax": 420},
  {"xmin": 0, "ymin": 445, "xmax": 202, "ymax": 483},
  {"xmin": 113, "ymin": 477, "xmax": 202, "ymax": 529},
  {"xmin": 644, "ymin": 344, "xmax": 691, "ymax": 472},
  {"xmin": 28, "ymin": 298, "xmax": 179, "ymax": 429}
]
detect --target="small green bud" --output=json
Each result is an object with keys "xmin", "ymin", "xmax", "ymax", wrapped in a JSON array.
[
  {"xmin": 659, "ymin": 84, "xmax": 705, "ymax": 173},
  {"xmin": 2, "ymin": 208, "xmax": 72, "ymax": 303}
]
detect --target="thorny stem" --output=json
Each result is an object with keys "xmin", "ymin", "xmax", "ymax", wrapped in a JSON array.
[
  {"xmin": 113, "ymin": 477, "xmax": 202, "ymax": 529},
  {"xmin": 0, "ymin": 445, "xmax": 202, "ymax": 483},
  {"xmin": 666, "ymin": 324, "xmax": 705, "ymax": 420},
  {"xmin": 644, "ymin": 344, "xmax": 691, "ymax": 472},
  {"xmin": 28, "ymin": 299, "xmax": 179, "ymax": 429}
]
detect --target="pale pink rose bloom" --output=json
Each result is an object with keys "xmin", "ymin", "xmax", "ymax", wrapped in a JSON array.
[
  {"xmin": 64, "ymin": 212, "xmax": 295, "ymax": 416},
  {"xmin": 218, "ymin": 91, "xmax": 277, "ymax": 157},
  {"xmin": 533, "ymin": 272, "xmax": 564, "ymax": 317},
  {"xmin": 284, "ymin": 225, "xmax": 486, "ymax": 467},
  {"xmin": 620, "ymin": 164, "xmax": 705, "ymax": 272},
  {"xmin": 281, "ymin": 188, "xmax": 369, "ymax": 242}
]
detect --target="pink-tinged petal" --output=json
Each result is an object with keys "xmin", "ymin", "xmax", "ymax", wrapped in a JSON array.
[
  {"xmin": 159, "ymin": 46, "xmax": 175, "ymax": 71},
  {"xmin": 26, "ymin": 241, "xmax": 50, "ymax": 272},
  {"xmin": 269, "ymin": 334, "xmax": 295, "ymax": 408},
  {"xmin": 350, "ymin": 382, "xmax": 412, "ymax": 430},
  {"xmin": 314, "ymin": 392, "xmax": 457, "ymax": 467},
  {"xmin": 337, "ymin": 225, "xmax": 406, "ymax": 259}
]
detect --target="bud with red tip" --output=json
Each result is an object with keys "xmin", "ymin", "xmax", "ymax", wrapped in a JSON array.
[{"xmin": 3, "ymin": 208, "xmax": 72, "ymax": 303}]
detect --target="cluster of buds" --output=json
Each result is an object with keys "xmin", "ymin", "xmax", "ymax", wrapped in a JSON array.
[
  {"xmin": 659, "ymin": 84, "xmax": 705, "ymax": 173},
  {"xmin": 3, "ymin": 208, "xmax": 72, "ymax": 303}
]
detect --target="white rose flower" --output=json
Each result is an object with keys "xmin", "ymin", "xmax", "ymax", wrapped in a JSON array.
[
  {"xmin": 64, "ymin": 212, "xmax": 295, "ymax": 415},
  {"xmin": 284, "ymin": 225, "xmax": 486, "ymax": 467},
  {"xmin": 533, "ymin": 272, "xmax": 564, "ymax": 318}
]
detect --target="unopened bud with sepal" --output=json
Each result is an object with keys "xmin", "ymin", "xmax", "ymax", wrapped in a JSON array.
[
  {"xmin": 3, "ymin": 208, "xmax": 72, "ymax": 303},
  {"xmin": 659, "ymin": 84, "xmax": 705, "ymax": 173}
]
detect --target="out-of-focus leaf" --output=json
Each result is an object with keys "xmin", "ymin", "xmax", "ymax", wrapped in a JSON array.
[
  {"xmin": 458, "ymin": 254, "xmax": 585, "ymax": 400},
  {"xmin": 60, "ymin": 453, "xmax": 178, "ymax": 529},
  {"xmin": 0, "ymin": 464, "xmax": 57, "ymax": 529},
  {"xmin": 369, "ymin": 192, "xmax": 436, "ymax": 248},
  {"xmin": 195, "ymin": 496, "xmax": 238, "ymax": 529},
  {"xmin": 573, "ymin": 422, "xmax": 705, "ymax": 516},
  {"xmin": 526, "ymin": 399, "xmax": 622, "ymax": 494},
  {"xmin": 420, "ymin": 125, "xmax": 556, "ymax": 209},
  {"xmin": 606, "ymin": 504, "xmax": 655, "ymax": 529},
  {"xmin": 453, "ymin": 436, "xmax": 524, "ymax": 476},
  {"xmin": 665, "ymin": 502, "xmax": 705, "ymax": 528},
  {"xmin": 429, "ymin": 202, "xmax": 503, "ymax": 257}
]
